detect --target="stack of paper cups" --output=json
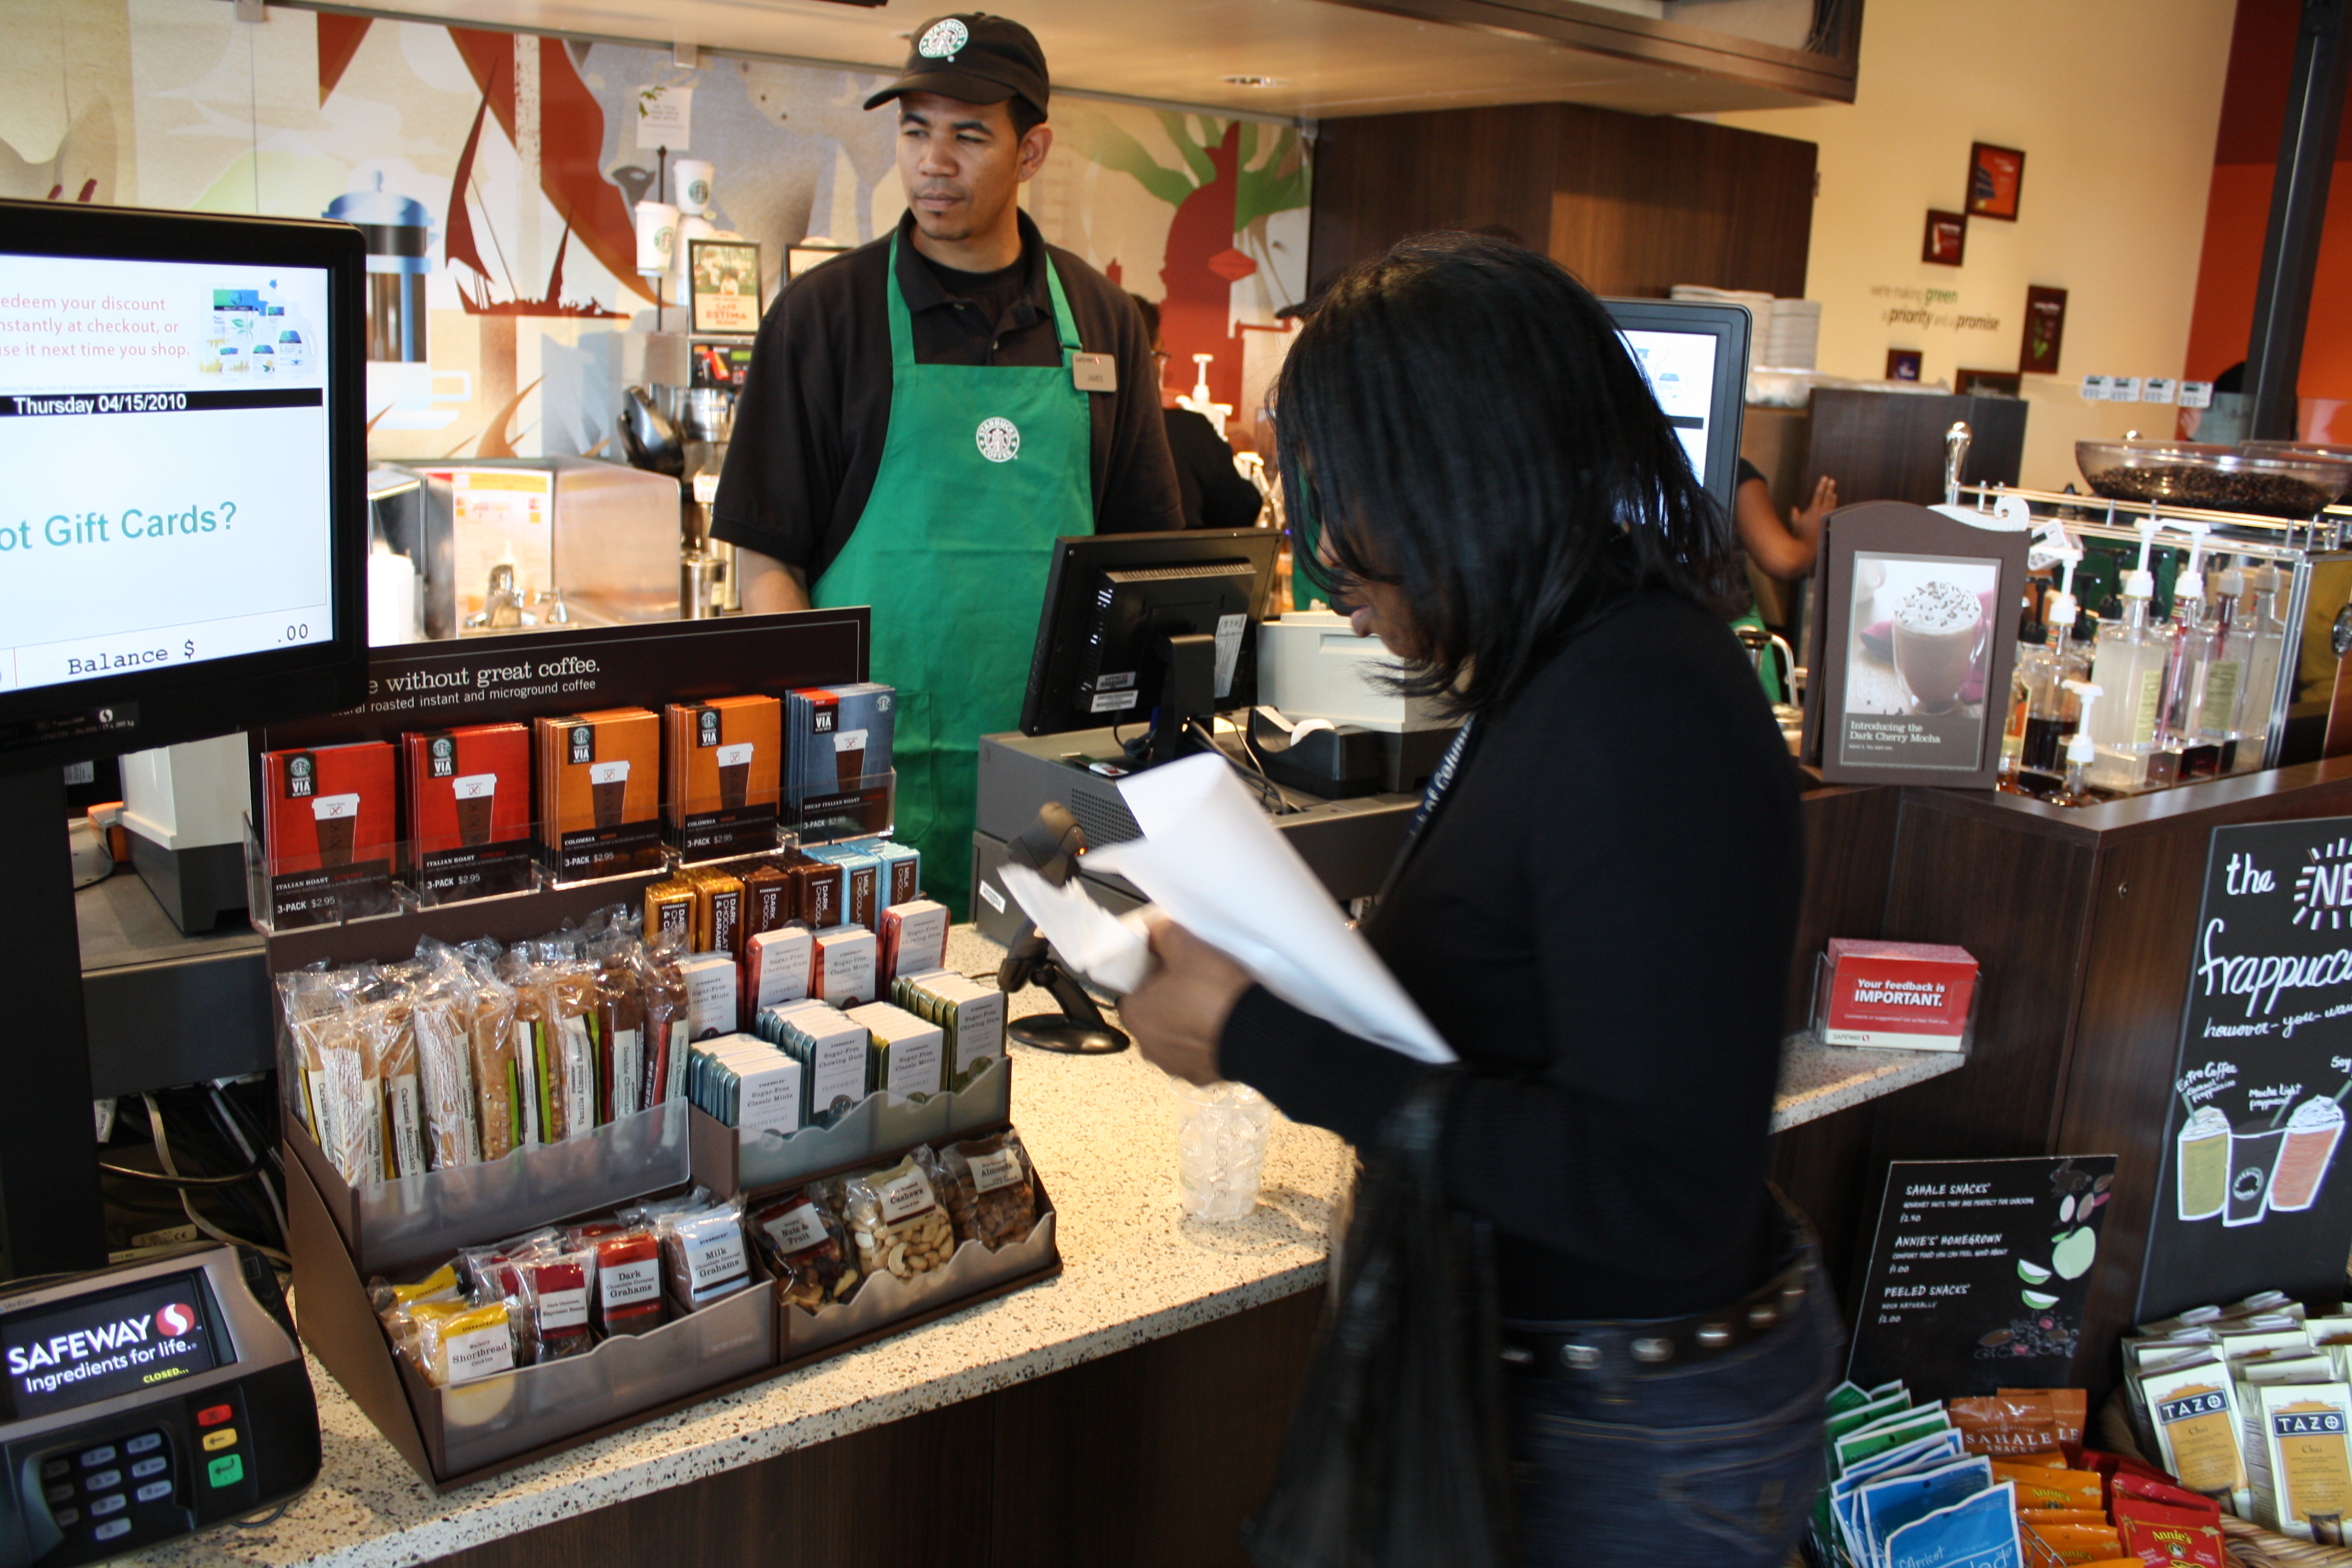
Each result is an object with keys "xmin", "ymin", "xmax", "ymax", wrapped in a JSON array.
[
  {"xmin": 675, "ymin": 160, "xmax": 714, "ymax": 217},
  {"xmin": 635, "ymin": 201, "xmax": 679, "ymax": 276}
]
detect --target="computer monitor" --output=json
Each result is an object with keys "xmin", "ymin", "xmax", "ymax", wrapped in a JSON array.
[
  {"xmin": 1603, "ymin": 296, "xmax": 1753, "ymax": 518},
  {"xmin": 0, "ymin": 200, "xmax": 368, "ymax": 773},
  {"xmin": 1019, "ymin": 528, "xmax": 1282, "ymax": 767}
]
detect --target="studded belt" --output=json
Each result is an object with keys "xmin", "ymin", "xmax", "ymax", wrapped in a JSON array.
[{"xmin": 1498, "ymin": 1250, "xmax": 1812, "ymax": 1379}]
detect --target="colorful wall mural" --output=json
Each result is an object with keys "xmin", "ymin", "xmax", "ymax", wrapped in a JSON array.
[{"xmin": 2, "ymin": 0, "xmax": 1312, "ymax": 462}]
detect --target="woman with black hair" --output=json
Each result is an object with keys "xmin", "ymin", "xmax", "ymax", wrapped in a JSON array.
[{"xmin": 1120, "ymin": 234, "xmax": 1832, "ymax": 1564}]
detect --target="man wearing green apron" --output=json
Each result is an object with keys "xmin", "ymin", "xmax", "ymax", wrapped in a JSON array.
[{"xmin": 712, "ymin": 15, "xmax": 1183, "ymax": 918}]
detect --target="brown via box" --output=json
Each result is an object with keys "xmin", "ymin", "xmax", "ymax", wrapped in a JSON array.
[
  {"xmin": 260, "ymin": 740, "xmax": 399, "ymax": 928},
  {"xmin": 535, "ymin": 709, "xmax": 664, "ymax": 881},
  {"xmin": 402, "ymin": 724, "xmax": 534, "ymax": 904},
  {"xmin": 665, "ymin": 696, "xmax": 782, "ymax": 862}
]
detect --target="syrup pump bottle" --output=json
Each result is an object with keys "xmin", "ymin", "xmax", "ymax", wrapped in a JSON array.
[
  {"xmin": 2232, "ymin": 564, "xmax": 2290, "ymax": 773},
  {"xmin": 2086, "ymin": 518, "xmax": 2169, "ymax": 790},
  {"xmin": 2050, "ymin": 681, "xmax": 2107, "ymax": 807},
  {"xmin": 2019, "ymin": 539, "xmax": 2089, "ymax": 777},
  {"xmin": 2157, "ymin": 522, "xmax": 2222, "ymax": 776}
]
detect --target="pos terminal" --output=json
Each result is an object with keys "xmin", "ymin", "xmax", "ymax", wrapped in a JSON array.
[{"xmin": 0, "ymin": 1246, "xmax": 318, "ymax": 1565}]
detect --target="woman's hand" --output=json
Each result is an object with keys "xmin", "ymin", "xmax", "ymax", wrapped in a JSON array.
[
  {"xmin": 1121, "ymin": 916, "xmax": 1255, "ymax": 1086},
  {"xmin": 1792, "ymin": 474, "xmax": 1838, "ymax": 537}
]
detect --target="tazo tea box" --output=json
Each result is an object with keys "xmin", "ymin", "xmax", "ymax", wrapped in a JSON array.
[
  {"xmin": 2260, "ymin": 1382, "xmax": 2352, "ymax": 1541},
  {"xmin": 403, "ymin": 724, "xmax": 533, "ymax": 904},
  {"xmin": 788, "ymin": 683, "xmax": 895, "ymax": 837},
  {"xmin": 260, "ymin": 740, "xmax": 397, "ymax": 929},
  {"xmin": 665, "ymin": 696, "xmax": 782, "ymax": 860},
  {"xmin": 2141, "ymin": 1358, "xmax": 2250, "ymax": 1514},
  {"xmin": 535, "ymin": 709, "xmax": 662, "ymax": 880}
]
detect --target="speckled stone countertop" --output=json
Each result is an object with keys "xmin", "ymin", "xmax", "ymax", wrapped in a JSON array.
[{"xmin": 119, "ymin": 929, "xmax": 1958, "ymax": 1567}]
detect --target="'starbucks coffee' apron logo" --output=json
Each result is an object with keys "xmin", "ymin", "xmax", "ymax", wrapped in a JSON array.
[
  {"xmin": 976, "ymin": 417, "xmax": 1021, "ymax": 463},
  {"xmin": 918, "ymin": 18, "xmax": 968, "ymax": 58}
]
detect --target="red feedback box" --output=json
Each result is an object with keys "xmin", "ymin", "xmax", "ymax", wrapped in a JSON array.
[{"xmin": 1812, "ymin": 938, "xmax": 1980, "ymax": 1052}]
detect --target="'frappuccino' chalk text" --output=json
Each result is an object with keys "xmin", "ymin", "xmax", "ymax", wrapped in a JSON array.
[{"xmin": 2197, "ymin": 917, "xmax": 2352, "ymax": 1018}]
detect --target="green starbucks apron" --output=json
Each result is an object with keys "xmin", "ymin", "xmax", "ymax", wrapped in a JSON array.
[{"xmin": 812, "ymin": 235, "xmax": 1094, "ymax": 917}]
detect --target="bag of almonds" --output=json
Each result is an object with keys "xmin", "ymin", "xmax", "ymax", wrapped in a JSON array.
[
  {"xmin": 841, "ymin": 1147, "xmax": 958, "ymax": 1286},
  {"xmin": 750, "ymin": 1184, "xmax": 861, "ymax": 1311},
  {"xmin": 937, "ymin": 1128, "xmax": 1038, "ymax": 1251}
]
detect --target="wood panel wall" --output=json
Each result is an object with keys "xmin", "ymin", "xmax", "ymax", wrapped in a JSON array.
[{"xmin": 1307, "ymin": 101, "xmax": 1816, "ymax": 299}]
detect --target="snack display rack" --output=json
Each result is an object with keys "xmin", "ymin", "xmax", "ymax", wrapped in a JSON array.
[{"xmin": 269, "ymin": 612, "xmax": 1061, "ymax": 1489}]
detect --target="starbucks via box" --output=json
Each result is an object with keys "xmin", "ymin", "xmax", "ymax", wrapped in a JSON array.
[
  {"xmin": 403, "ymin": 723, "xmax": 533, "ymax": 903},
  {"xmin": 535, "ymin": 708, "xmax": 663, "ymax": 881},
  {"xmin": 260, "ymin": 740, "xmax": 397, "ymax": 929},
  {"xmin": 664, "ymin": 696, "xmax": 782, "ymax": 860},
  {"xmin": 1811, "ymin": 938, "xmax": 1980, "ymax": 1052}
]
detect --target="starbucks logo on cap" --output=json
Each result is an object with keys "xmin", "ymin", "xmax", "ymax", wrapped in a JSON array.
[
  {"xmin": 918, "ymin": 18, "xmax": 969, "ymax": 59},
  {"xmin": 976, "ymin": 417, "xmax": 1021, "ymax": 463}
]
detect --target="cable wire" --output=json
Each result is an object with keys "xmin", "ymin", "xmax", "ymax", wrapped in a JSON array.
[{"xmin": 143, "ymin": 1095, "xmax": 289, "ymax": 1266}]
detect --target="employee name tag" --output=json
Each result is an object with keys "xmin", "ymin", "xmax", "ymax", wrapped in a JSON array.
[{"xmin": 1072, "ymin": 353, "xmax": 1117, "ymax": 393}]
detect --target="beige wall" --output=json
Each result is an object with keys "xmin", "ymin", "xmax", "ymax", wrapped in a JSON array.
[{"xmin": 1720, "ymin": 0, "xmax": 2236, "ymax": 492}]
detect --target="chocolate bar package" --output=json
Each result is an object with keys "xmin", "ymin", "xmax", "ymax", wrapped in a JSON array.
[
  {"xmin": 260, "ymin": 740, "xmax": 398, "ymax": 928},
  {"xmin": 664, "ymin": 696, "xmax": 782, "ymax": 861},
  {"xmin": 403, "ymin": 724, "xmax": 534, "ymax": 904},
  {"xmin": 535, "ymin": 709, "xmax": 663, "ymax": 881},
  {"xmin": 787, "ymin": 684, "xmax": 895, "ymax": 838}
]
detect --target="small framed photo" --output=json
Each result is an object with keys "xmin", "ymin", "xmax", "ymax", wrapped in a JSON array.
[
  {"xmin": 2020, "ymin": 285, "xmax": 2068, "ymax": 375},
  {"xmin": 1923, "ymin": 209, "xmax": 1967, "ymax": 266},
  {"xmin": 786, "ymin": 243, "xmax": 852, "ymax": 281},
  {"xmin": 1886, "ymin": 349, "xmax": 1923, "ymax": 382},
  {"xmin": 1803, "ymin": 501, "xmax": 2031, "ymax": 788},
  {"xmin": 1956, "ymin": 368, "xmax": 2022, "ymax": 397},
  {"xmin": 1967, "ymin": 143, "xmax": 2025, "ymax": 221},
  {"xmin": 687, "ymin": 238, "xmax": 762, "ymax": 336}
]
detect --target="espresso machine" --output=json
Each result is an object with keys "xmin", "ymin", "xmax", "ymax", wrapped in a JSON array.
[{"xmin": 679, "ymin": 385, "xmax": 737, "ymax": 617}]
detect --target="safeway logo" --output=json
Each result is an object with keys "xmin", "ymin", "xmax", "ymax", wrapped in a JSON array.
[{"xmin": 155, "ymin": 1304, "xmax": 194, "ymax": 1338}]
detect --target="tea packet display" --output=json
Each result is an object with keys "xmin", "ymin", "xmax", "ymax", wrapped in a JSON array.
[
  {"xmin": 937, "ymin": 1128, "xmax": 1037, "ymax": 1250},
  {"xmin": 2253, "ymin": 1379, "xmax": 2352, "ymax": 1540},
  {"xmin": 750, "ymin": 1186, "xmax": 860, "ymax": 1311},
  {"xmin": 2135, "ymin": 1356, "xmax": 2249, "ymax": 1514},
  {"xmin": 842, "ymin": 1146, "xmax": 956, "ymax": 1285}
]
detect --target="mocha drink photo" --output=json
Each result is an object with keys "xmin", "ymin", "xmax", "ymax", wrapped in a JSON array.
[
  {"xmin": 453, "ymin": 774, "xmax": 497, "ymax": 846},
  {"xmin": 590, "ymin": 760, "xmax": 630, "ymax": 829},
  {"xmin": 1890, "ymin": 580, "xmax": 1985, "ymax": 714},
  {"xmin": 313, "ymin": 794, "xmax": 361, "ymax": 866},
  {"xmin": 716, "ymin": 743, "xmax": 754, "ymax": 809}
]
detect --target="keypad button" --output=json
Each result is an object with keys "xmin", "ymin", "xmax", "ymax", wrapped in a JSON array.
[
  {"xmin": 79, "ymin": 1446, "xmax": 116, "ymax": 1467},
  {"xmin": 194, "ymin": 1405, "xmax": 231, "ymax": 1429},
  {"xmin": 51, "ymin": 1508, "xmax": 77, "ymax": 1527},
  {"xmin": 41, "ymin": 1459, "xmax": 69, "ymax": 1481},
  {"xmin": 45, "ymin": 1483, "xmax": 73, "ymax": 1504},
  {"xmin": 85, "ymin": 1469, "xmax": 120, "ymax": 1491},
  {"xmin": 134, "ymin": 1481, "xmax": 171, "ymax": 1504},
  {"xmin": 88, "ymin": 1495, "xmax": 125, "ymax": 1518},
  {"xmin": 123, "ymin": 1434, "xmax": 161, "ymax": 1456},
  {"xmin": 93, "ymin": 1519, "xmax": 129, "ymax": 1541},
  {"xmin": 130, "ymin": 1457, "xmax": 166, "ymax": 1480},
  {"xmin": 205, "ymin": 1454, "xmax": 243, "ymax": 1489},
  {"xmin": 201, "ymin": 1429, "xmax": 237, "ymax": 1452}
]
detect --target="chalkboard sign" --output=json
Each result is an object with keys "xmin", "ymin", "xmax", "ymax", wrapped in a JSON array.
[
  {"xmin": 2140, "ymin": 817, "xmax": 2352, "ymax": 1321},
  {"xmin": 1849, "ymin": 1155, "xmax": 2117, "ymax": 1398}
]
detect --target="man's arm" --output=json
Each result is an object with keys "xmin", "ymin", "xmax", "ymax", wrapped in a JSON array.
[{"xmin": 736, "ymin": 549, "xmax": 811, "ymax": 613}]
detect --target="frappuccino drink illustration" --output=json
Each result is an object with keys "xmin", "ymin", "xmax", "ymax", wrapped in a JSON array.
[
  {"xmin": 2270, "ymin": 1096, "xmax": 2347, "ymax": 1214},
  {"xmin": 2177, "ymin": 1104, "xmax": 2230, "ymax": 1221}
]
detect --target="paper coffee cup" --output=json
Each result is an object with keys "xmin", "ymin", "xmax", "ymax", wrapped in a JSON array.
[
  {"xmin": 453, "ymin": 773, "xmax": 497, "ymax": 848},
  {"xmin": 313, "ymin": 792, "xmax": 361, "ymax": 867},
  {"xmin": 635, "ymin": 201, "xmax": 679, "ymax": 275},
  {"xmin": 674, "ymin": 159, "xmax": 714, "ymax": 215}
]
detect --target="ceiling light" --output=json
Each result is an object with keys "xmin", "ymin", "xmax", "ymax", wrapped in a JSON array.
[{"xmin": 1221, "ymin": 74, "xmax": 1290, "ymax": 88}]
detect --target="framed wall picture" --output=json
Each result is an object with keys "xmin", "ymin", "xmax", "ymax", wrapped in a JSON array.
[
  {"xmin": 1923, "ymin": 209, "xmax": 1967, "ymax": 266},
  {"xmin": 687, "ymin": 238, "xmax": 762, "ymax": 336},
  {"xmin": 786, "ymin": 243, "xmax": 852, "ymax": 281},
  {"xmin": 1802, "ymin": 501, "xmax": 2031, "ymax": 788},
  {"xmin": 1957, "ymin": 367, "xmax": 2023, "ymax": 397},
  {"xmin": 1967, "ymin": 142, "xmax": 2025, "ymax": 221},
  {"xmin": 2020, "ymin": 285, "xmax": 2068, "ymax": 374},
  {"xmin": 1886, "ymin": 348, "xmax": 1923, "ymax": 382}
]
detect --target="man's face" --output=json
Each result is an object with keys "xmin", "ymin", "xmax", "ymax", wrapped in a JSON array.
[{"xmin": 895, "ymin": 93, "xmax": 1048, "ymax": 246}]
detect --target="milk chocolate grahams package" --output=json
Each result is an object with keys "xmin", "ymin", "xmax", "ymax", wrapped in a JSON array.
[
  {"xmin": 2137, "ymin": 1356, "xmax": 2250, "ymax": 1515},
  {"xmin": 631, "ymin": 1189, "xmax": 752, "ymax": 1310},
  {"xmin": 2256, "ymin": 1380, "xmax": 2352, "ymax": 1540}
]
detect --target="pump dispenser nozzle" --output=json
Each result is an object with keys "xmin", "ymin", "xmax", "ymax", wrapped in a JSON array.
[
  {"xmin": 2054, "ymin": 679, "xmax": 2106, "ymax": 806},
  {"xmin": 2175, "ymin": 521, "xmax": 2212, "ymax": 603},
  {"xmin": 2048, "ymin": 540, "xmax": 2085, "ymax": 639},
  {"xmin": 2125, "ymin": 518, "xmax": 2161, "ymax": 602}
]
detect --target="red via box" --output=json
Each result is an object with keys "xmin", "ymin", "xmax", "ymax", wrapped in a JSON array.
[{"xmin": 1814, "ymin": 938, "xmax": 1980, "ymax": 1051}]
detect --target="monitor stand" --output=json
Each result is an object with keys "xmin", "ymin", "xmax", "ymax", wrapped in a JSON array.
[
  {"xmin": 1137, "ymin": 632, "xmax": 1220, "ymax": 769},
  {"xmin": 0, "ymin": 765, "xmax": 114, "ymax": 1278}
]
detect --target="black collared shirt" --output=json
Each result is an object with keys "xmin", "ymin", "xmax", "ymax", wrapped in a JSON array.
[{"xmin": 711, "ymin": 211, "xmax": 1183, "ymax": 582}]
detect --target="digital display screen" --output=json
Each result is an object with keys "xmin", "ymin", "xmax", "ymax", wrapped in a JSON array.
[
  {"xmin": 0, "ymin": 253, "xmax": 337, "ymax": 697},
  {"xmin": 0, "ymin": 1272, "xmax": 227, "ymax": 1420},
  {"xmin": 1618, "ymin": 327, "xmax": 1720, "ymax": 482}
]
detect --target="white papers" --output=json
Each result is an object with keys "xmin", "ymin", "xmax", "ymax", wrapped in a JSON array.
[
  {"xmin": 1088, "ymin": 754, "xmax": 1455, "ymax": 1064},
  {"xmin": 996, "ymin": 863, "xmax": 1154, "ymax": 996}
]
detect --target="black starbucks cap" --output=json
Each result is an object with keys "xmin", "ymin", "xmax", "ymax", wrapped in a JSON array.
[{"xmin": 863, "ymin": 14, "xmax": 1050, "ymax": 119}]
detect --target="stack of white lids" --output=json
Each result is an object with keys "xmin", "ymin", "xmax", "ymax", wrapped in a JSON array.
[{"xmin": 1668, "ymin": 286, "xmax": 1821, "ymax": 371}]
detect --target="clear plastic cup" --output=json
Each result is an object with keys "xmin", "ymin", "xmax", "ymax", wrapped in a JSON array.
[{"xmin": 1168, "ymin": 1079, "xmax": 1273, "ymax": 1221}]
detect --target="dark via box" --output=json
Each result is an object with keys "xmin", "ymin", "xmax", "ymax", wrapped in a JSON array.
[
  {"xmin": 403, "ymin": 724, "xmax": 534, "ymax": 904},
  {"xmin": 260, "ymin": 740, "xmax": 398, "ymax": 928}
]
